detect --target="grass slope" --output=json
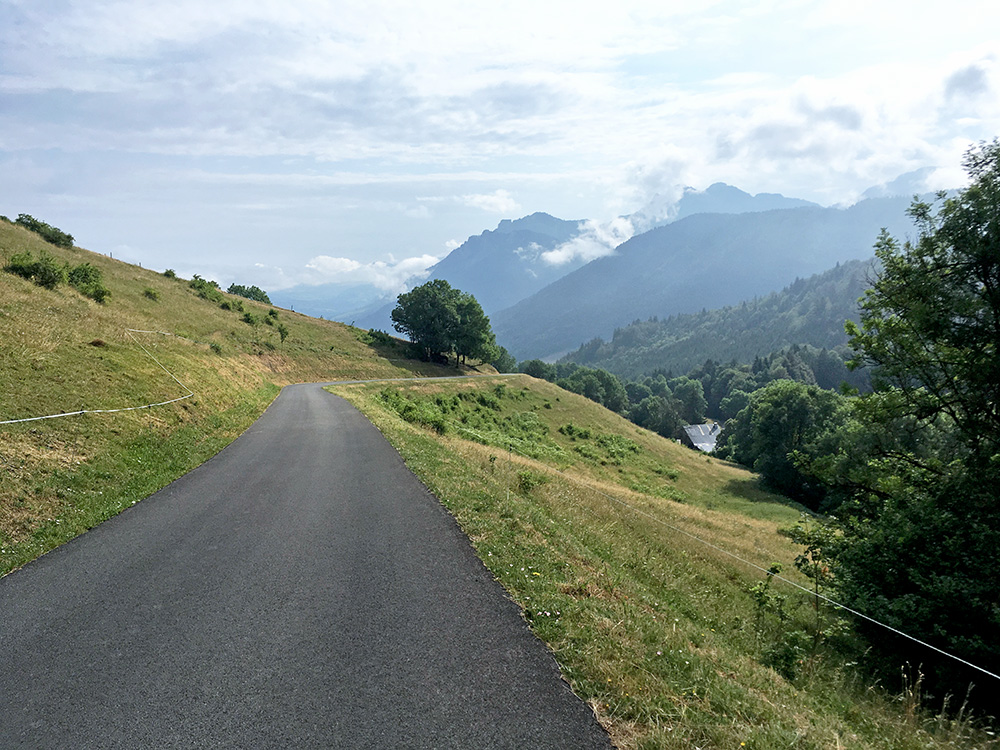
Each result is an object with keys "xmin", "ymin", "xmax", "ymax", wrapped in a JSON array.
[
  {"xmin": 331, "ymin": 376, "xmax": 998, "ymax": 750},
  {"xmin": 1, "ymin": 220, "xmax": 457, "ymax": 572}
]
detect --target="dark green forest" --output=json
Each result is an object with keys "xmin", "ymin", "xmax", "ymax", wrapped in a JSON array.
[{"xmin": 564, "ymin": 257, "xmax": 875, "ymax": 379}]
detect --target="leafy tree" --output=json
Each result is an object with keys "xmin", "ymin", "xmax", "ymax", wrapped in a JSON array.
[
  {"xmin": 819, "ymin": 139, "xmax": 1000, "ymax": 698},
  {"xmin": 668, "ymin": 376, "xmax": 708, "ymax": 424},
  {"xmin": 227, "ymin": 283, "xmax": 271, "ymax": 304},
  {"xmin": 453, "ymin": 293, "xmax": 497, "ymax": 364},
  {"xmin": 520, "ymin": 359, "xmax": 555, "ymax": 380},
  {"xmin": 391, "ymin": 279, "xmax": 496, "ymax": 365},
  {"xmin": 628, "ymin": 394, "xmax": 683, "ymax": 438},
  {"xmin": 717, "ymin": 379, "xmax": 848, "ymax": 509},
  {"xmin": 490, "ymin": 345, "xmax": 517, "ymax": 373},
  {"xmin": 15, "ymin": 213, "xmax": 74, "ymax": 248}
]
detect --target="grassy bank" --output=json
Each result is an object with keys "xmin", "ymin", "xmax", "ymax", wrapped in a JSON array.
[
  {"xmin": 1, "ymin": 220, "xmax": 457, "ymax": 573},
  {"xmin": 330, "ymin": 376, "xmax": 998, "ymax": 750}
]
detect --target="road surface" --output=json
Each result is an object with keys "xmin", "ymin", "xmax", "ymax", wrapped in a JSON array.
[{"xmin": 0, "ymin": 383, "xmax": 611, "ymax": 749}]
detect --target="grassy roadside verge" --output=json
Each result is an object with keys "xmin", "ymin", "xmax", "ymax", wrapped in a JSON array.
[
  {"xmin": 330, "ymin": 376, "xmax": 998, "ymax": 750},
  {"xmin": 1, "ymin": 220, "xmax": 460, "ymax": 574}
]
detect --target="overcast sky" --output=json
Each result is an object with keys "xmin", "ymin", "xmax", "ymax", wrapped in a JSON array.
[{"xmin": 2, "ymin": 1, "xmax": 998, "ymax": 292}]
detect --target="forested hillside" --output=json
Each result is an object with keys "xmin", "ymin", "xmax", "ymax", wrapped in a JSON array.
[
  {"xmin": 563, "ymin": 259, "xmax": 874, "ymax": 380},
  {"xmin": 493, "ymin": 197, "xmax": 917, "ymax": 359}
]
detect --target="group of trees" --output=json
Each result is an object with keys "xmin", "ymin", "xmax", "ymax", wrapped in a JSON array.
[
  {"xmin": 718, "ymin": 140, "xmax": 1000, "ymax": 701},
  {"xmin": 391, "ymin": 279, "xmax": 510, "ymax": 367},
  {"xmin": 5, "ymin": 213, "xmax": 75, "ymax": 248},
  {"xmin": 517, "ymin": 346, "xmax": 860, "ymax": 446},
  {"xmin": 227, "ymin": 283, "xmax": 271, "ymax": 304},
  {"xmin": 516, "ymin": 142, "xmax": 1000, "ymax": 701}
]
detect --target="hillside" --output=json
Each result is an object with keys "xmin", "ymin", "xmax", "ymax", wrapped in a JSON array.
[
  {"xmin": 331, "ymin": 376, "xmax": 997, "ymax": 749},
  {"xmin": 562, "ymin": 259, "xmax": 874, "ymax": 380},
  {"xmin": 0, "ymin": 219, "xmax": 458, "ymax": 573},
  {"xmin": 492, "ymin": 196, "xmax": 918, "ymax": 360},
  {"xmin": 4, "ymin": 219, "xmax": 996, "ymax": 749}
]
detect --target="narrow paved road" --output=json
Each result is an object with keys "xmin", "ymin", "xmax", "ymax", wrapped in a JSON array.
[{"xmin": 0, "ymin": 384, "xmax": 611, "ymax": 749}]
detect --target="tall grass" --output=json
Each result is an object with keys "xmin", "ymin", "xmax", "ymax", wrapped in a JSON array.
[{"xmin": 332, "ymin": 377, "xmax": 999, "ymax": 750}]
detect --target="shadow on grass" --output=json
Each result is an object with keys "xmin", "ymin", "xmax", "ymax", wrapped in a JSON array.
[{"xmin": 723, "ymin": 477, "xmax": 810, "ymax": 513}]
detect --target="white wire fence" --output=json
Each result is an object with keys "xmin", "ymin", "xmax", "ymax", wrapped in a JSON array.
[{"xmin": 0, "ymin": 329, "xmax": 195, "ymax": 426}]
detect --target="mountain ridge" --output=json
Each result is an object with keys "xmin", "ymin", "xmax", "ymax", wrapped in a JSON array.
[{"xmin": 491, "ymin": 196, "xmax": 920, "ymax": 359}]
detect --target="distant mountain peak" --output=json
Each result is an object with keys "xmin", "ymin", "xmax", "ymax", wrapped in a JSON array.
[
  {"xmin": 493, "ymin": 212, "xmax": 583, "ymax": 238},
  {"xmin": 861, "ymin": 167, "xmax": 941, "ymax": 200},
  {"xmin": 628, "ymin": 183, "xmax": 820, "ymax": 233}
]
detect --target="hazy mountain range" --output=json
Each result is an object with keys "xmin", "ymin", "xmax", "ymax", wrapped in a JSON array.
[
  {"xmin": 273, "ymin": 180, "xmax": 932, "ymax": 365},
  {"xmin": 350, "ymin": 212, "xmax": 585, "ymax": 332},
  {"xmin": 272, "ymin": 182, "xmax": 821, "ymax": 326},
  {"xmin": 491, "ymin": 196, "xmax": 918, "ymax": 359}
]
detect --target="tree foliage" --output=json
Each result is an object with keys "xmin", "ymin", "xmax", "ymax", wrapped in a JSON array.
[
  {"xmin": 14, "ymin": 213, "xmax": 74, "ymax": 248},
  {"xmin": 390, "ymin": 279, "xmax": 497, "ymax": 365},
  {"xmin": 819, "ymin": 139, "xmax": 1000, "ymax": 699},
  {"xmin": 227, "ymin": 283, "xmax": 271, "ymax": 304},
  {"xmin": 717, "ymin": 380, "xmax": 848, "ymax": 509}
]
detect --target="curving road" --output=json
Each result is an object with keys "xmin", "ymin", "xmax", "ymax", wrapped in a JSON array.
[{"xmin": 0, "ymin": 383, "xmax": 611, "ymax": 749}]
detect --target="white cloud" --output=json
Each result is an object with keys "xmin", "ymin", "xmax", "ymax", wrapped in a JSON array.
[
  {"xmin": 3, "ymin": 0, "xmax": 1000, "ymax": 273},
  {"xmin": 542, "ymin": 216, "xmax": 636, "ymax": 266},
  {"xmin": 460, "ymin": 189, "xmax": 520, "ymax": 214},
  {"xmin": 302, "ymin": 253, "xmax": 441, "ymax": 292}
]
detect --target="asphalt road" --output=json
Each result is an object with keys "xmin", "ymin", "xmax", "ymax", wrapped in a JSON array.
[{"xmin": 0, "ymin": 383, "xmax": 611, "ymax": 749}]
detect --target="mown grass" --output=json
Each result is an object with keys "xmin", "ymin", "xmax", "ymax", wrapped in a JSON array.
[
  {"xmin": 330, "ymin": 376, "xmax": 999, "ymax": 750},
  {"xmin": 1, "ymin": 220, "xmax": 460, "ymax": 573}
]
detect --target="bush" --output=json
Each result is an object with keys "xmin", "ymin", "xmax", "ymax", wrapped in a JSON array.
[
  {"xmin": 163, "ymin": 269, "xmax": 177, "ymax": 279},
  {"xmin": 189, "ymin": 275, "xmax": 224, "ymax": 303},
  {"xmin": 241, "ymin": 311, "xmax": 259, "ymax": 326},
  {"xmin": 68, "ymin": 263, "xmax": 110, "ymax": 303},
  {"xmin": 227, "ymin": 283, "xmax": 271, "ymax": 304},
  {"xmin": 4, "ymin": 250, "xmax": 67, "ymax": 290},
  {"xmin": 143, "ymin": 288, "xmax": 159, "ymax": 301},
  {"xmin": 15, "ymin": 213, "xmax": 74, "ymax": 248}
]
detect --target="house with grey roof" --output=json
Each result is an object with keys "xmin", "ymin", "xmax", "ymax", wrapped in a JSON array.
[{"xmin": 680, "ymin": 422, "xmax": 722, "ymax": 453}]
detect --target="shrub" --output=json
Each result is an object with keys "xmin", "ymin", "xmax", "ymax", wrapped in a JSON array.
[
  {"xmin": 15, "ymin": 213, "xmax": 74, "ymax": 248},
  {"xmin": 143, "ymin": 288, "xmax": 159, "ymax": 301},
  {"xmin": 4, "ymin": 250, "xmax": 67, "ymax": 290},
  {"xmin": 559, "ymin": 423, "xmax": 592, "ymax": 440},
  {"xmin": 241, "ymin": 311, "xmax": 259, "ymax": 326},
  {"xmin": 227, "ymin": 283, "xmax": 271, "ymax": 304},
  {"xmin": 367, "ymin": 329, "xmax": 395, "ymax": 346},
  {"xmin": 210, "ymin": 342, "xmax": 223, "ymax": 354},
  {"xmin": 517, "ymin": 470, "xmax": 548, "ymax": 494},
  {"xmin": 163, "ymin": 268, "xmax": 177, "ymax": 279},
  {"xmin": 189, "ymin": 275, "xmax": 224, "ymax": 303},
  {"xmin": 68, "ymin": 263, "xmax": 110, "ymax": 303}
]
